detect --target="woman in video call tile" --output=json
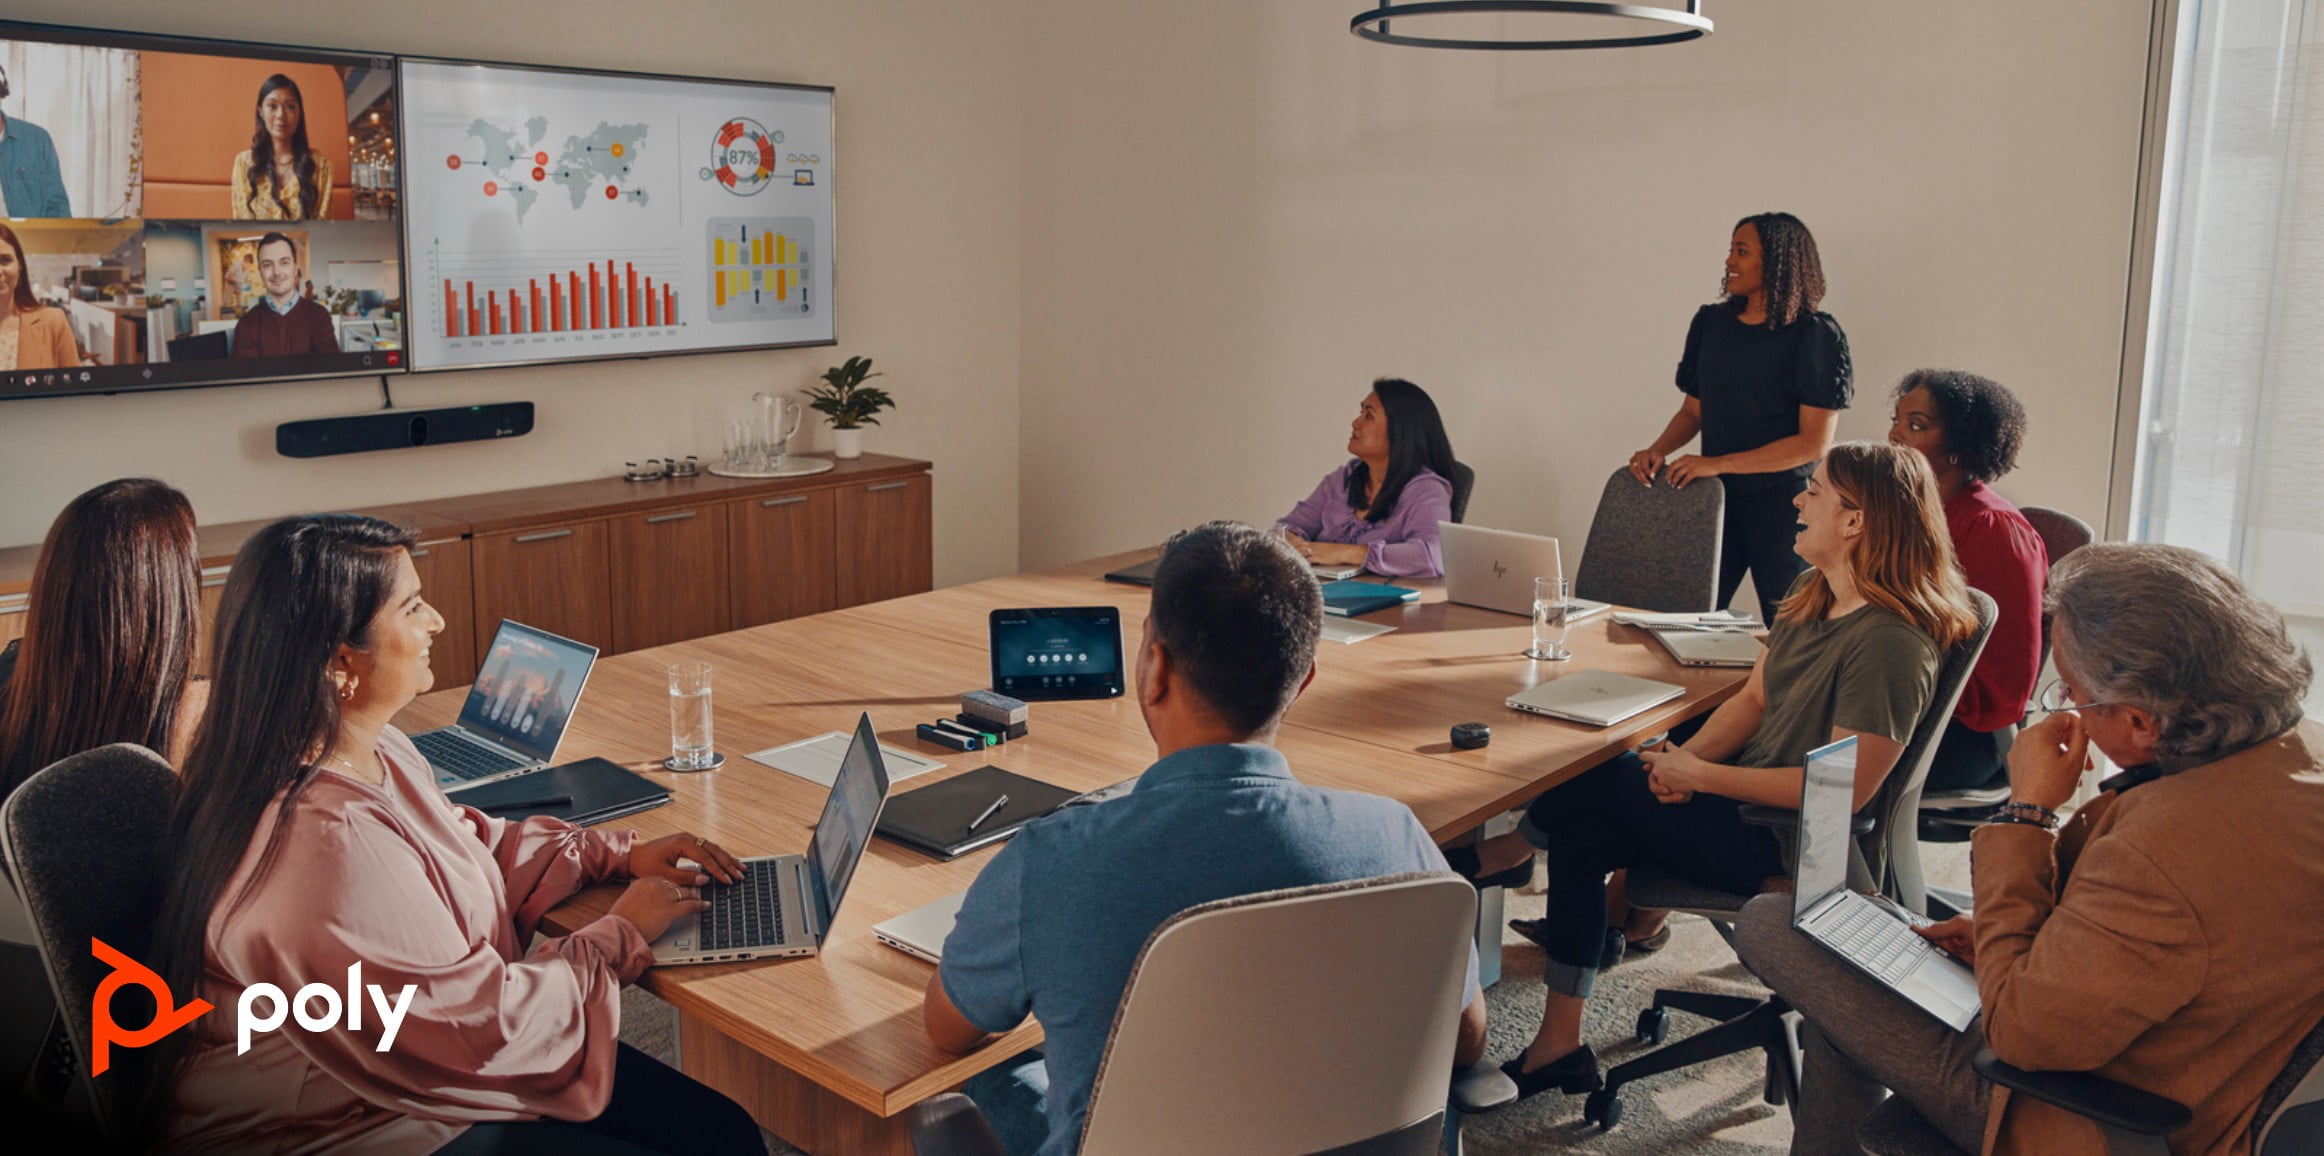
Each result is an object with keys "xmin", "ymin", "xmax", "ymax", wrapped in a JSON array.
[
  {"xmin": 229, "ymin": 73, "xmax": 333, "ymax": 220},
  {"xmin": 0, "ymin": 223, "xmax": 82, "ymax": 371}
]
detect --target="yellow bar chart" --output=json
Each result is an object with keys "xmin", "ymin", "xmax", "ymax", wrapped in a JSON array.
[{"xmin": 707, "ymin": 217, "xmax": 813, "ymax": 321}]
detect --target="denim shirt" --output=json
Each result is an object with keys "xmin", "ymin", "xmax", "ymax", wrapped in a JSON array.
[{"xmin": 0, "ymin": 118, "xmax": 74, "ymax": 218}]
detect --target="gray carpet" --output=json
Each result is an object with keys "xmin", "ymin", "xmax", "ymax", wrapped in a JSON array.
[{"xmin": 619, "ymin": 841, "xmax": 1974, "ymax": 1154}]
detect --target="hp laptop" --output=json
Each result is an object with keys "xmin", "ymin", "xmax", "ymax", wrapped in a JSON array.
[
  {"xmin": 1647, "ymin": 625, "xmax": 1765, "ymax": 668},
  {"xmin": 654, "ymin": 713, "xmax": 894, "ymax": 965},
  {"xmin": 419, "ymin": 621, "xmax": 599, "ymax": 793},
  {"xmin": 872, "ymin": 890, "xmax": 968, "ymax": 964},
  {"xmin": 1791, "ymin": 737, "xmax": 1981, "ymax": 1031},
  {"xmin": 1439, "ymin": 522, "xmax": 1610, "ymax": 621},
  {"xmin": 1505, "ymin": 669, "xmax": 1683, "ymax": 728}
]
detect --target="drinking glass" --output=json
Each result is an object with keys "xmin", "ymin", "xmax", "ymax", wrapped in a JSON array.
[
  {"xmin": 1527, "ymin": 577, "xmax": 1572, "ymax": 661},
  {"xmin": 666, "ymin": 661, "xmax": 723, "ymax": 771}
]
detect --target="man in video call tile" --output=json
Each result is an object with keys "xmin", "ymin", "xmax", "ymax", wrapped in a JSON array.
[{"xmin": 231, "ymin": 232, "xmax": 339, "ymax": 358}]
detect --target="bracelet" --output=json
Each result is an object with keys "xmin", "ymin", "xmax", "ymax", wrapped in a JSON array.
[
  {"xmin": 1998, "ymin": 801, "xmax": 2060, "ymax": 828},
  {"xmin": 1985, "ymin": 813, "xmax": 2055, "ymax": 832}
]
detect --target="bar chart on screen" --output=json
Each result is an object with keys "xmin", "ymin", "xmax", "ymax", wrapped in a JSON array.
[
  {"xmin": 425, "ymin": 241, "xmax": 686, "ymax": 363},
  {"xmin": 707, "ymin": 217, "xmax": 814, "ymax": 322}
]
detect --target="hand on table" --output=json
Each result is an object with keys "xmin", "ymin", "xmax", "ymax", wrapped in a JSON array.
[
  {"xmin": 629, "ymin": 830, "xmax": 744, "ymax": 886},
  {"xmin": 1665, "ymin": 454, "xmax": 1724, "ymax": 488},
  {"xmin": 1305, "ymin": 542, "xmax": 1368, "ymax": 567},
  {"xmin": 2007, "ymin": 712, "xmax": 2092, "ymax": 813},
  {"xmin": 1913, "ymin": 914, "xmax": 1977, "ymax": 966}
]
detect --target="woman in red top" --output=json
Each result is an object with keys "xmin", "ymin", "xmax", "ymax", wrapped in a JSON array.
[{"xmin": 1888, "ymin": 369, "xmax": 2048, "ymax": 790}]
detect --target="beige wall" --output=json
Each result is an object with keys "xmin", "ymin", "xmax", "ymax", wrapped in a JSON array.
[
  {"xmin": 0, "ymin": 0, "xmax": 1022, "ymax": 588},
  {"xmin": 1018, "ymin": 1, "xmax": 2152, "ymax": 579}
]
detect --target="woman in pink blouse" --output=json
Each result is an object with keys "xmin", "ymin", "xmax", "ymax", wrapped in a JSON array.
[
  {"xmin": 1277, "ymin": 377, "xmax": 1459, "ymax": 578},
  {"xmin": 142, "ymin": 514, "xmax": 764, "ymax": 1155}
]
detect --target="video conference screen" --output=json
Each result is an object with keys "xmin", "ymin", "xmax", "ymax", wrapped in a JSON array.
[{"xmin": 0, "ymin": 22, "xmax": 405, "ymax": 400}]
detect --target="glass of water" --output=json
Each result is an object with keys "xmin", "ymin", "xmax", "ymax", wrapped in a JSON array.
[
  {"xmin": 666, "ymin": 660, "xmax": 723, "ymax": 771},
  {"xmin": 1527, "ymin": 577, "xmax": 1573, "ymax": 661}
]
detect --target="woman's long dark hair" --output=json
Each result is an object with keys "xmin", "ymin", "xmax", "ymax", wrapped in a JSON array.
[
  {"xmin": 246, "ymin": 74, "xmax": 320, "ymax": 219},
  {"xmin": 0, "ymin": 222, "xmax": 42, "ymax": 311},
  {"xmin": 1724, "ymin": 211, "xmax": 1827, "ymax": 329},
  {"xmin": 1346, "ymin": 377, "xmax": 1457, "ymax": 523},
  {"xmin": 137, "ymin": 515, "xmax": 415, "ymax": 1127},
  {"xmin": 0, "ymin": 479, "xmax": 200, "ymax": 796}
]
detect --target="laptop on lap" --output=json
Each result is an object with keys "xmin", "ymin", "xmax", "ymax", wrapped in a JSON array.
[
  {"xmin": 1790, "ymin": 737, "xmax": 1980, "ymax": 1030},
  {"xmin": 418, "ymin": 620, "xmax": 599, "ymax": 793}
]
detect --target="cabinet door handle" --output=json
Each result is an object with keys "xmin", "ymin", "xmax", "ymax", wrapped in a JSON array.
[
  {"xmin": 761, "ymin": 495, "xmax": 807, "ymax": 508},
  {"xmin": 514, "ymin": 529, "xmax": 575, "ymax": 544},
  {"xmin": 0, "ymin": 595, "xmax": 27, "ymax": 617},
  {"xmin": 866, "ymin": 481, "xmax": 909, "ymax": 493},
  {"xmin": 408, "ymin": 547, "xmax": 430, "ymax": 559},
  {"xmin": 645, "ymin": 510, "xmax": 698, "ymax": 524},
  {"xmin": 200, "ymin": 564, "xmax": 233, "ymax": 589}
]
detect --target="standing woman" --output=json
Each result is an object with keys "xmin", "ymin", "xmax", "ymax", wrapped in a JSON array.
[
  {"xmin": 1629, "ymin": 212, "xmax": 1851, "ymax": 623},
  {"xmin": 0, "ymin": 223, "xmax": 84, "ymax": 371},
  {"xmin": 1278, "ymin": 377, "xmax": 1459, "ymax": 578},
  {"xmin": 228, "ymin": 74, "xmax": 333, "ymax": 220}
]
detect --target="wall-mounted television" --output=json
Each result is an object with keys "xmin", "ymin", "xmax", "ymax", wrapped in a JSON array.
[{"xmin": 0, "ymin": 19, "xmax": 835, "ymax": 402}]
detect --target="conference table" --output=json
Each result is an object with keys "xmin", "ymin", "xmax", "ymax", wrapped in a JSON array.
[{"xmin": 391, "ymin": 550, "xmax": 1751, "ymax": 1154}]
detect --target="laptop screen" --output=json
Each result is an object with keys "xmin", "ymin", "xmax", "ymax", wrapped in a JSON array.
[
  {"xmin": 808, "ymin": 713, "xmax": 892, "ymax": 933},
  {"xmin": 456, "ymin": 621, "xmax": 600, "ymax": 763},
  {"xmin": 1792, "ymin": 736, "xmax": 1860, "ymax": 922}
]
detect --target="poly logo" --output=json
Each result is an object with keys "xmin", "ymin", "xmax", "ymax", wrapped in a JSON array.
[{"xmin": 87, "ymin": 937, "xmax": 419, "ymax": 1076}]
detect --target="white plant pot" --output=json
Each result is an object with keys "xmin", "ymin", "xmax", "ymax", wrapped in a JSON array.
[{"xmin": 831, "ymin": 427, "xmax": 864, "ymax": 459}]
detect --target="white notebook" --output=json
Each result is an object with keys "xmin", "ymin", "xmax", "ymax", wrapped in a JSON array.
[{"xmin": 1505, "ymin": 669, "xmax": 1685, "ymax": 728}]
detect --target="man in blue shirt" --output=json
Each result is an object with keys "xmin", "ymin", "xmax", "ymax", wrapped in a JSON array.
[
  {"xmin": 0, "ymin": 108, "xmax": 73, "ymax": 218},
  {"xmin": 923, "ymin": 520, "xmax": 1488, "ymax": 1155}
]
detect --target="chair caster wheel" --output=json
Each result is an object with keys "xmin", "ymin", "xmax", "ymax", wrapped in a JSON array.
[
  {"xmin": 1584, "ymin": 1089, "xmax": 1623, "ymax": 1131},
  {"xmin": 1636, "ymin": 1006, "xmax": 1669, "ymax": 1046}
]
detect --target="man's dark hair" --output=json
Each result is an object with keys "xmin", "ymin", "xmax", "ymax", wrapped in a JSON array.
[
  {"xmin": 256, "ymin": 231, "xmax": 297, "ymax": 260},
  {"xmin": 1148, "ymin": 521, "xmax": 1323, "ymax": 734},
  {"xmin": 1894, "ymin": 368, "xmax": 2029, "ymax": 483}
]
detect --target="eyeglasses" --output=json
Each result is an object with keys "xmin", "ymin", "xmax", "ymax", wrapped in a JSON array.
[{"xmin": 2035, "ymin": 678, "xmax": 2123, "ymax": 715}]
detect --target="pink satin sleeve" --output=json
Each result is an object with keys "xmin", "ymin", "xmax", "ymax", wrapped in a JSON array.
[{"xmin": 451, "ymin": 803, "xmax": 637, "ymax": 939}]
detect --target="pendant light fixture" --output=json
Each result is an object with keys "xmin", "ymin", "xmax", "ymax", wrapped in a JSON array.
[{"xmin": 1350, "ymin": 1, "xmax": 1711, "ymax": 50}]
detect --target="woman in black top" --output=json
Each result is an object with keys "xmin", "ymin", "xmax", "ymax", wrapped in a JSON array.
[{"xmin": 1628, "ymin": 212, "xmax": 1852, "ymax": 622}]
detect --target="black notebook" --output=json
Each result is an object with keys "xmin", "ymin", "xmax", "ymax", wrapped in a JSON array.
[
  {"xmin": 455, "ymin": 757, "xmax": 671, "ymax": 827},
  {"xmin": 874, "ymin": 766, "xmax": 1081, "ymax": 860}
]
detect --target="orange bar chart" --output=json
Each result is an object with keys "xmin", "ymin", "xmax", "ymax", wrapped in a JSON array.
[{"xmin": 440, "ymin": 263, "xmax": 678, "ymax": 339}]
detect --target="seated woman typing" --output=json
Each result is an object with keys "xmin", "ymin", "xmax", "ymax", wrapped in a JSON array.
[
  {"xmin": 1459, "ymin": 441, "xmax": 1976, "ymax": 1103},
  {"xmin": 1737, "ymin": 543, "xmax": 2323, "ymax": 1156},
  {"xmin": 1888, "ymin": 369, "xmax": 2048, "ymax": 791},
  {"xmin": 143, "ymin": 515, "xmax": 764, "ymax": 1155},
  {"xmin": 1277, "ymin": 377, "xmax": 1457, "ymax": 578}
]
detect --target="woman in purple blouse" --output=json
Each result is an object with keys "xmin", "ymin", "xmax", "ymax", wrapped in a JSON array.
[{"xmin": 1278, "ymin": 377, "xmax": 1459, "ymax": 578}]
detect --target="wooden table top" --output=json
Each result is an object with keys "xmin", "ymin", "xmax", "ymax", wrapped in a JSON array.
[{"xmin": 389, "ymin": 549, "xmax": 1748, "ymax": 1117}]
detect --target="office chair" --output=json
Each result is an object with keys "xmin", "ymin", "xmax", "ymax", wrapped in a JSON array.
[
  {"xmin": 1571, "ymin": 468, "xmax": 1724, "ymax": 613},
  {"xmin": 1582, "ymin": 591, "xmax": 1997, "ymax": 1131},
  {"xmin": 907, "ymin": 873, "xmax": 1517, "ymax": 1156},
  {"xmin": 0, "ymin": 743, "xmax": 180, "ymax": 1147},
  {"xmin": 1446, "ymin": 461, "xmax": 1476, "ymax": 525},
  {"xmin": 1859, "ymin": 1015, "xmax": 2324, "ymax": 1156}
]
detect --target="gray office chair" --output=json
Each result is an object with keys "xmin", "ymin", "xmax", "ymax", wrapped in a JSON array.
[
  {"xmin": 908, "ymin": 872, "xmax": 1516, "ymax": 1155},
  {"xmin": 1582, "ymin": 591, "xmax": 1997, "ymax": 1130},
  {"xmin": 1572, "ymin": 468, "xmax": 1724, "ymax": 614},
  {"xmin": 1860, "ymin": 1015, "xmax": 2324, "ymax": 1156},
  {"xmin": 0, "ymin": 743, "xmax": 180, "ymax": 1147},
  {"xmin": 1446, "ymin": 461, "xmax": 1476, "ymax": 525}
]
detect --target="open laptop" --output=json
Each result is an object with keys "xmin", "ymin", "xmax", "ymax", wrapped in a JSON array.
[
  {"xmin": 1791, "ymin": 737, "xmax": 1981, "ymax": 1030},
  {"xmin": 654, "ymin": 712, "xmax": 894, "ymax": 964},
  {"xmin": 1646, "ymin": 625, "xmax": 1765, "ymax": 668},
  {"xmin": 1439, "ymin": 522, "xmax": 1610, "ymax": 621},
  {"xmin": 419, "ymin": 620, "xmax": 599, "ymax": 793},
  {"xmin": 1505, "ymin": 669, "xmax": 1683, "ymax": 727}
]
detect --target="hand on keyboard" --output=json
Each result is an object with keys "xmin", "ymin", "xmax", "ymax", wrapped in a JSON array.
[
  {"xmin": 611, "ymin": 876, "xmax": 710, "ymax": 942},
  {"xmin": 1912, "ymin": 914, "xmax": 1977, "ymax": 967}
]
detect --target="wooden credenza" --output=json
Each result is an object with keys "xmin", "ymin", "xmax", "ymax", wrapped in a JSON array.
[{"xmin": 0, "ymin": 455, "xmax": 934, "ymax": 687}]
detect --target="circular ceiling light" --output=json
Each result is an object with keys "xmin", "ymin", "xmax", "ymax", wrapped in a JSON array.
[{"xmin": 1350, "ymin": 1, "xmax": 1712, "ymax": 51}]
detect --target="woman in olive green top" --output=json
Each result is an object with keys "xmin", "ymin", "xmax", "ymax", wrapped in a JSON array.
[{"xmin": 1460, "ymin": 441, "xmax": 1978, "ymax": 1104}]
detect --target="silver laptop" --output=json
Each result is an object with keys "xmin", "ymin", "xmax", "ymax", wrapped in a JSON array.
[
  {"xmin": 1792, "ymin": 737, "xmax": 1981, "ymax": 1031},
  {"xmin": 1647, "ymin": 625, "xmax": 1765, "ymax": 668},
  {"xmin": 872, "ymin": 890, "xmax": 967, "ymax": 964},
  {"xmin": 1505, "ymin": 669, "xmax": 1683, "ymax": 728},
  {"xmin": 420, "ymin": 621, "xmax": 599, "ymax": 793},
  {"xmin": 655, "ymin": 713, "xmax": 894, "ymax": 965},
  {"xmin": 1439, "ymin": 522, "xmax": 1610, "ymax": 621}
]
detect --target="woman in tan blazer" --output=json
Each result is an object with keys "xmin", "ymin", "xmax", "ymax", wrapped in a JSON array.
[
  {"xmin": 0, "ymin": 223, "xmax": 81, "ymax": 371},
  {"xmin": 1737, "ymin": 542, "xmax": 2323, "ymax": 1156}
]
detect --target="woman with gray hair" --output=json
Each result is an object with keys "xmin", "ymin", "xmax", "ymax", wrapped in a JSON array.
[{"xmin": 1733, "ymin": 542, "xmax": 2323, "ymax": 1156}]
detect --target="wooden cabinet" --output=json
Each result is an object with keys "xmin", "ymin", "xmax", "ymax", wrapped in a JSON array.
[
  {"xmin": 471, "ymin": 521, "xmax": 613, "ymax": 655},
  {"xmin": 407, "ymin": 537, "xmax": 479, "ymax": 688},
  {"xmin": 0, "ymin": 589, "xmax": 27, "ymax": 653},
  {"xmin": 194, "ymin": 563, "xmax": 231, "ymax": 675},
  {"xmin": 728, "ymin": 489, "xmax": 839, "ymax": 628},
  {"xmin": 610, "ymin": 503, "xmax": 730, "ymax": 653},
  {"xmin": 836, "ymin": 475, "xmax": 934, "ymax": 607}
]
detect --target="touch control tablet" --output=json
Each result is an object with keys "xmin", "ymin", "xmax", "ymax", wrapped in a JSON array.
[{"xmin": 989, "ymin": 607, "xmax": 1125, "ymax": 700}]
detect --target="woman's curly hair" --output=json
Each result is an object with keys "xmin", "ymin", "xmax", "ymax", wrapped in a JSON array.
[
  {"xmin": 1724, "ymin": 211, "xmax": 1827, "ymax": 328},
  {"xmin": 1893, "ymin": 369, "xmax": 2029, "ymax": 483}
]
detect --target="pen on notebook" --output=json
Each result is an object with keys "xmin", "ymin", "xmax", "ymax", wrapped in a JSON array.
[
  {"xmin": 966, "ymin": 794, "xmax": 1010, "ymax": 834},
  {"xmin": 479, "ymin": 795, "xmax": 572, "ymax": 813}
]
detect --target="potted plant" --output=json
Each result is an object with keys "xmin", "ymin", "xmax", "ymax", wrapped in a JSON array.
[{"xmin": 805, "ymin": 355, "xmax": 894, "ymax": 459}]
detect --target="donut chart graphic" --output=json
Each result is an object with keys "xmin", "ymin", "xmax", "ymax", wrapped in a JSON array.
[{"xmin": 700, "ymin": 118, "xmax": 779, "ymax": 195}]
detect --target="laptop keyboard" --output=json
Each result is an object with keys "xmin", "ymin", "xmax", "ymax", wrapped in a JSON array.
[
  {"xmin": 1819, "ymin": 895, "xmax": 1934, "ymax": 985},
  {"xmin": 702, "ymin": 862, "xmax": 786, "ymax": 951},
  {"xmin": 416, "ymin": 731, "xmax": 526, "ymax": 781}
]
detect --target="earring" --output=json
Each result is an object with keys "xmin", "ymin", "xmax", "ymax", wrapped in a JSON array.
[{"xmin": 338, "ymin": 678, "xmax": 357, "ymax": 702}]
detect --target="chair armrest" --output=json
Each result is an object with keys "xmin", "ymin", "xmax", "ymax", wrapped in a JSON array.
[
  {"xmin": 1451, "ymin": 1060, "xmax": 1518, "ymax": 1114},
  {"xmin": 1739, "ymin": 803, "xmax": 1872, "ymax": 835},
  {"xmin": 1971, "ymin": 1049, "xmax": 2193, "ymax": 1137},
  {"xmin": 909, "ymin": 1092, "xmax": 1009, "ymax": 1156}
]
